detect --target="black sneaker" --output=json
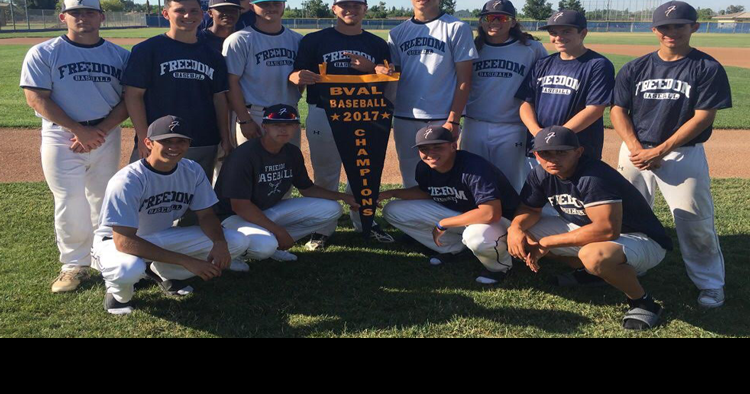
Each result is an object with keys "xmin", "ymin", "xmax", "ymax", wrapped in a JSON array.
[
  {"xmin": 429, "ymin": 250, "xmax": 473, "ymax": 266},
  {"xmin": 476, "ymin": 269, "xmax": 510, "ymax": 285},
  {"xmin": 104, "ymin": 293, "xmax": 134, "ymax": 315},
  {"xmin": 553, "ymin": 268, "xmax": 608, "ymax": 288},
  {"xmin": 145, "ymin": 265, "xmax": 194, "ymax": 297},
  {"xmin": 369, "ymin": 224, "xmax": 395, "ymax": 244}
]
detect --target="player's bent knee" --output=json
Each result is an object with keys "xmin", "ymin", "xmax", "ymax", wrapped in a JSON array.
[
  {"xmin": 224, "ymin": 229, "xmax": 251, "ymax": 258},
  {"xmin": 245, "ymin": 235, "xmax": 279, "ymax": 260},
  {"xmin": 382, "ymin": 200, "xmax": 409, "ymax": 224},
  {"xmin": 318, "ymin": 199, "xmax": 344, "ymax": 220},
  {"xmin": 578, "ymin": 243, "xmax": 622, "ymax": 276},
  {"xmin": 106, "ymin": 256, "xmax": 147, "ymax": 286}
]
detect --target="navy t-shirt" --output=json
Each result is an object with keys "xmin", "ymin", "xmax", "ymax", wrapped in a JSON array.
[
  {"xmin": 520, "ymin": 157, "xmax": 673, "ymax": 251},
  {"xmin": 197, "ymin": 29, "xmax": 225, "ymax": 54},
  {"xmin": 122, "ymin": 35, "xmax": 229, "ymax": 147},
  {"xmin": 614, "ymin": 49, "xmax": 732, "ymax": 146},
  {"xmin": 415, "ymin": 151, "xmax": 520, "ymax": 219},
  {"xmin": 214, "ymin": 138, "xmax": 314, "ymax": 217},
  {"xmin": 294, "ymin": 28, "xmax": 391, "ymax": 106},
  {"xmin": 516, "ymin": 50, "xmax": 615, "ymax": 159}
]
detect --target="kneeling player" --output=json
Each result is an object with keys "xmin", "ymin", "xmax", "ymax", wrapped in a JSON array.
[
  {"xmin": 93, "ymin": 116, "xmax": 250, "ymax": 315},
  {"xmin": 380, "ymin": 126, "xmax": 520, "ymax": 284},
  {"xmin": 215, "ymin": 105, "xmax": 358, "ymax": 263},
  {"xmin": 508, "ymin": 127, "xmax": 674, "ymax": 330}
]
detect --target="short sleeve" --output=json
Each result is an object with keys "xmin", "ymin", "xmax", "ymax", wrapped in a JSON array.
[
  {"xmin": 211, "ymin": 52, "xmax": 229, "ymax": 94},
  {"xmin": 519, "ymin": 168, "xmax": 548, "ymax": 208},
  {"xmin": 294, "ymin": 35, "xmax": 317, "ymax": 72},
  {"xmin": 515, "ymin": 63, "xmax": 538, "ymax": 103},
  {"xmin": 578, "ymin": 174, "xmax": 623, "ymax": 208},
  {"xmin": 20, "ymin": 46, "xmax": 53, "ymax": 90},
  {"xmin": 585, "ymin": 58, "xmax": 615, "ymax": 106},
  {"xmin": 534, "ymin": 41, "xmax": 549, "ymax": 62},
  {"xmin": 465, "ymin": 166, "xmax": 501, "ymax": 206},
  {"xmin": 614, "ymin": 61, "xmax": 634, "ymax": 110},
  {"xmin": 190, "ymin": 165, "xmax": 220, "ymax": 211},
  {"xmin": 451, "ymin": 22, "xmax": 479, "ymax": 63},
  {"xmin": 216, "ymin": 153, "xmax": 256, "ymax": 201},
  {"xmin": 223, "ymin": 32, "xmax": 249, "ymax": 77},
  {"xmin": 377, "ymin": 36, "xmax": 392, "ymax": 64},
  {"xmin": 387, "ymin": 31, "xmax": 401, "ymax": 67},
  {"xmin": 100, "ymin": 175, "xmax": 144, "ymax": 229},
  {"xmin": 695, "ymin": 63, "xmax": 732, "ymax": 110},
  {"xmin": 292, "ymin": 148, "xmax": 314, "ymax": 190},
  {"xmin": 121, "ymin": 43, "xmax": 153, "ymax": 89},
  {"xmin": 415, "ymin": 162, "xmax": 429, "ymax": 193}
]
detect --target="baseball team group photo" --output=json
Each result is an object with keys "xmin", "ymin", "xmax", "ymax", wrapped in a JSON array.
[{"xmin": 0, "ymin": 0, "xmax": 748, "ymax": 338}]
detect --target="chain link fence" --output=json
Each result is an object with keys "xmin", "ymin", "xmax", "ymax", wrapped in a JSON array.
[{"xmin": 0, "ymin": 3, "xmax": 146, "ymax": 31}]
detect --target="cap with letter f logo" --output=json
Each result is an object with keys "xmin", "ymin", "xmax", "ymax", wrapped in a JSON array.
[
  {"xmin": 148, "ymin": 115, "xmax": 193, "ymax": 141},
  {"xmin": 413, "ymin": 126, "xmax": 455, "ymax": 148},
  {"xmin": 532, "ymin": 126, "xmax": 580, "ymax": 152},
  {"xmin": 652, "ymin": 1, "xmax": 697, "ymax": 27},
  {"xmin": 62, "ymin": 0, "xmax": 102, "ymax": 12}
]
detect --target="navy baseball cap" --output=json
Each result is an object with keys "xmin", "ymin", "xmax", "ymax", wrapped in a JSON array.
[
  {"xmin": 333, "ymin": 0, "xmax": 367, "ymax": 4},
  {"xmin": 480, "ymin": 0, "xmax": 516, "ymax": 18},
  {"xmin": 413, "ymin": 126, "xmax": 455, "ymax": 148},
  {"xmin": 148, "ymin": 116, "xmax": 193, "ymax": 141},
  {"xmin": 251, "ymin": 0, "xmax": 287, "ymax": 4},
  {"xmin": 652, "ymin": 1, "xmax": 698, "ymax": 27},
  {"xmin": 209, "ymin": 0, "xmax": 242, "ymax": 9},
  {"xmin": 263, "ymin": 104, "xmax": 300, "ymax": 124},
  {"xmin": 532, "ymin": 126, "xmax": 580, "ymax": 152},
  {"xmin": 62, "ymin": 0, "xmax": 102, "ymax": 12},
  {"xmin": 540, "ymin": 10, "xmax": 587, "ymax": 31}
]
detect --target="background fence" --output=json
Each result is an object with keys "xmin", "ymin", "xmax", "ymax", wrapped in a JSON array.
[{"xmin": 0, "ymin": 5, "xmax": 145, "ymax": 31}]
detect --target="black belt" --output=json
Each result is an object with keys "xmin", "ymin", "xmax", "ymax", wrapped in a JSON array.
[
  {"xmin": 53, "ymin": 118, "xmax": 106, "ymax": 127},
  {"xmin": 641, "ymin": 141, "xmax": 696, "ymax": 149},
  {"xmin": 103, "ymin": 236, "xmax": 113, "ymax": 241}
]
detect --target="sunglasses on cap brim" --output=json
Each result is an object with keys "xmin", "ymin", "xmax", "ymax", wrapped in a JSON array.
[
  {"xmin": 264, "ymin": 112, "xmax": 299, "ymax": 121},
  {"xmin": 481, "ymin": 14, "xmax": 513, "ymax": 23}
]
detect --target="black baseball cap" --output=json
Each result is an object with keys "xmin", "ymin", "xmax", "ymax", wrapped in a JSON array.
[
  {"xmin": 532, "ymin": 126, "xmax": 580, "ymax": 152},
  {"xmin": 263, "ymin": 104, "xmax": 300, "ymax": 124},
  {"xmin": 333, "ymin": 0, "xmax": 367, "ymax": 4},
  {"xmin": 208, "ymin": 0, "xmax": 242, "ymax": 9},
  {"xmin": 479, "ymin": 0, "xmax": 516, "ymax": 18},
  {"xmin": 652, "ymin": 1, "xmax": 698, "ymax": 28},
  {"xmin": 148, "ymin": 116, "xmax": 192, "ymax": 141},
  {"xmin": 540, "ymin": 10, "xmax": 587, "ymax": 31},
  {"xmin": 413, "ymin": 126, "xmax": 455, "ymax": 148}
]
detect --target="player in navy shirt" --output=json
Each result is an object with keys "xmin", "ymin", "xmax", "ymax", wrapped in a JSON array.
[
  {"xmin": 515, "ymin": 10, "xmax": 614, "ymax": 160},
  {"xmin": 199, "ymin": 0, "xmax": 255, "ymax": 31},
  {"xmin": 123, "ymin": 0, "xmax": 231, "ymax": 180},
  {"xmin": 197, "ymin": 0, "xmax": 243, "ymax": 53},
  {"xmin": 611, "ymin": 1, "xmax": 732, "ymax": 309},
  {"xmin": 509, "ymin": 127, "xmax": 672, "ymax": 330},
  {"xmin": 381, "ymin": 126, "xmax": 520, "ymax": 285}
]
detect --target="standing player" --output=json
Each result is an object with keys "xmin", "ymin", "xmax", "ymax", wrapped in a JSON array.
[
  {"xmin": 200, "ymin": 0, "xmax": 255, "ymax": 31},
  {"xmin": 197, "ymin": 0, "xmax": 243, "ymax": 53},
  {"xmin": 611, "ymin": 1, "xmax": 732, "ymax": 308},
  {"xmin": 463, "ymin": 0, "xmax": 548, "ymax": 192},
  {"xmin": 289, "ymin": 0, "xmax": 394, "ymax": 249},
  {"xmin": 123, "ymin": 0, "xmax": 231, "ymax": 180},
  {"xmin": 508, "ymin": 127, "xmax": 673, "ymax": 330},
  {"xmin": 215, "ymin": 105, "xmax": 358, "ymax": 263},
  {"xmin": 224, "ymin": 0, "xmax": 302, "ymax": 147},
  {"xmin": 20, "ymin": 0, "xmax": 130, "ymax": 293},
  {"xmin": 388, "ymin": 0, "xmax": 477, "ymax": 188},
  {"xmin": 380, "ymin": 126, "xmax": 520, "ymax": 285},
  {"xmin": 515, "ymin": 10, "xmax": 614, "ymax": 160},
  {"xmin": 93, "ymin": 116, "xmax": 249, "ymax": 315}
]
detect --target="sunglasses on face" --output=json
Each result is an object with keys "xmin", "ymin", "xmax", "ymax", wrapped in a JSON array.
[{"xmin": 481, "ymin": 14, "xmax": 512, "ymax": 24}]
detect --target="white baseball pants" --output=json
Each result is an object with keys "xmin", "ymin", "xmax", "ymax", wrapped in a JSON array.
[
  {"xmin": 305, "ymin": 104, "xmax": 363, "ymax": 236},
  {"xmin": 41, "ymin": 126, "xmax": 121, "ymax": 271},
  {"xmin": 222, "ymin": 197, "xmax": 343, "ymax": 260},
  {"xmin": 383, "ymin": 200, "xmax": 513, "ymax": 273},
  {"xmin": 393, "ymin": 117, "xmax": 448, "ymax": 188},
  {"xmin": 618, "ymin": 143, "xmax": 725, "ymax": 290},
  {"xmin": 461, "ymin": 118, "xmax": 528, "ymax": 193},
  {"xmin": 92, "ymin": 226, "xmax": 250, "ymax": 303}
]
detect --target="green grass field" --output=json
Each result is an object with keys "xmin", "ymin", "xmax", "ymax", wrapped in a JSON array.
[
  {"xmin": 1, "ymin": 41, "xmax": 749, "ymax": 130},
  {"xmin": 0, "ymin": 181, "xmax": 748, "ymax": 338}
]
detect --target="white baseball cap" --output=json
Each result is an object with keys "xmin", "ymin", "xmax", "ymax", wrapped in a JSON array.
[{"xmin": 62, "ymin": 0, "xmax": 103, "ymax": 13}]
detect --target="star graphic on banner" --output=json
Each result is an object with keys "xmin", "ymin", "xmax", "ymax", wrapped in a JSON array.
[
  {"xmin": 381, "ymin": 112, "xmax": 391, "ymax": 120},
  {"xmin": 331, "ymin": 113, "xmax": 341, "ymax": 121}
]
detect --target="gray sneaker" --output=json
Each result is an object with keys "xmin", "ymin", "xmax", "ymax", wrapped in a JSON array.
[{"xmin": 698, "ymin": 288, "xmax": 725, "ymax": 309}]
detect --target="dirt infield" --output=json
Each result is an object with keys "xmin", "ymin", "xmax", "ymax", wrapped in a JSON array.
[
  {"xmin": 2, "ymin": 37, "xmax": 749, "ymax": 68},
  {"xmin": 1, "ymin": 128, "xmax": 747, "ymax": 184}
]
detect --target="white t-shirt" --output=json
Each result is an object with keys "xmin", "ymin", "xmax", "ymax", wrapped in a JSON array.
[
  {"xmin": 388, "ymin": 13, "xmax": 478, "ymax": 119},
  {"xmin": 223, "ymin": 25, "xmax": 303, "ymax": 108},
  {"xmin": 466, "ymin": 39, "xmax": 548, "ymax": 124},
  {"xmin": 20, "ymin": 36, "xmax": 130, "ymax": 129},
  {"xmin": 95, "ymin": 159, "xmax": 218, "ymax": 239}
]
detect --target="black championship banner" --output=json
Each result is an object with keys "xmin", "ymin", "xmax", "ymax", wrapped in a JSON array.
[{"xmin": 317, "ymin": 63, "xmax": 400, "ymax": 237}]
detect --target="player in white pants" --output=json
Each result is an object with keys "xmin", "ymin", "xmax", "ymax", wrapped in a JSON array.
[
  {"xmin": 611, "ymin": 1, "xmax": 732, "ymax": 308},
  {"xmin": 215, "ymin": 105, "xmax": 358, "ymax": 264},
  {"xmin": 463, "ymin": 1, "xmax": 548, "ymax": 192},
  {"xmin": 380, "ymin": 126, "xmax": 521, "ymax": 285},
  {"xmin": 388, "ymin": 0, "xmax": 478, "ymax": 188},
  {"xmin": 93, "ymin": 115, "xmax": 250, "ymax": 315},
  {"xmin": 20, "ymin": 0, "xmax": 130, "ymax": 293}
]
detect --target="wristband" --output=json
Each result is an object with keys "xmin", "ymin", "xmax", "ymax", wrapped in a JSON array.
[
  {"xmin": 436, "ymin": 223, "xmax": 448, "ymax": 232},
  {"xmin": 449, "ymin": 121, "xmax": 461, "ymax": 126},
  {"xmin": 238, "ymin": 120, "xmax": 251, "ymax": 125}
]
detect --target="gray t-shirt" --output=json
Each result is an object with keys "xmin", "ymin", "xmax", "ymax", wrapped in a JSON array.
[
  {"xmin": 388, "ymin": 13, "xmax": 478, "ymax": 119},
  {"xmin": 20, "ymin": 36, "xmax": 130, "ymax": 129},
  {"xmin": 95, "ymin": 159, "xmax": 218, "ymax": 239},
  {"xmin": 223, "ymin": 25, "xmax": 303, "ymax": 108},
  {"xmin": 466, "ymin": 39, "xmax": 548, "ymax": 124},
  {"xmin": 215, "ymin": 138, "xmax": 314, "ymax": 215}
]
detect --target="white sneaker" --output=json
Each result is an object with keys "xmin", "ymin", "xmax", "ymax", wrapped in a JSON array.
[
  {"xmin": 271, "ymin": 250, "xmax": 298, "ymax": 262},
  {"xmin": 698, "ymin": 288, "xmax": 725, "ymax": 308},
  {"xmin": 229, "ymin": 259, "xmax": 250, "ymax": 272}
]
